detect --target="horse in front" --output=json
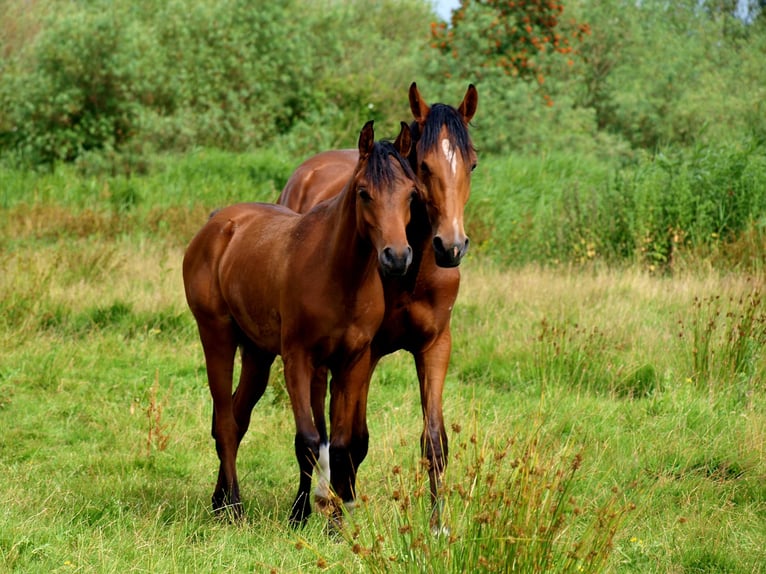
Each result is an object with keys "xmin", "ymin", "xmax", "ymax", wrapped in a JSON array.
[{"xmin": 183, "ymin": 121, "xmax": 420, "ymax": 525}]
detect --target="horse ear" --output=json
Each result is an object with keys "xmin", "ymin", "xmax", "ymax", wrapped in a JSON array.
[
  {"xmin": 458, "ymin": 84, "xmax": 478, "ymax": 124},
  {"xmin": 358, "ymin": 120, "xmax": 375, "ymax": 159},
  {"xmin": 394, "ymin": 121, "xmax": 411, "ymax": 158},
  {"xmin": 408, "ymin": 82, "xmax": 430, "ymax": 126}
]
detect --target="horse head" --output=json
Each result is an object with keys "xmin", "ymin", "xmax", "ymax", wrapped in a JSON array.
[
  {"xmin": 409, "ymin": 82, "xmax": 478, "ymax": 268},
  {"xmin": 354, "ymin": 120, "xmax": 420, "ymax": 277}
]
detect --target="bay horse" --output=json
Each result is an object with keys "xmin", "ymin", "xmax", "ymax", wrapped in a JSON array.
[
  {"xmin": 278, "ymin": 83, "xmax": 478, "ymax": 529},
  {"xmin": 183, "ymin": 121, "xmax": 420, "ymax": 523}
]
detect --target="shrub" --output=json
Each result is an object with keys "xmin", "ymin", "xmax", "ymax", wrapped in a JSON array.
[{"xmin": 1, "ymin": 5, "xmax": 149, "ymax": 165}]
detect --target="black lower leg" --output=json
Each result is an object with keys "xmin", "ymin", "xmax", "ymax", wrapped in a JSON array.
[{"xmin": 289, "ymin": 432, "xmax": 319, "ymax": 527}]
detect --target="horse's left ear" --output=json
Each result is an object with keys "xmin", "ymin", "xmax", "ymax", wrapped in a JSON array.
[
  {"xmin": 409, "ymin": 82, "xmax": 430, "ymax": 127},
  {"xmin": 394, "ymin": 121, "xmax": 411, "ymax": 158},
  {"xmin": 458, "ymin": 84, "xmax": 478, "ymax": 124},
  {"xmin": 358, "ymin": 120, "xmax": 375, "ymax": 159}
]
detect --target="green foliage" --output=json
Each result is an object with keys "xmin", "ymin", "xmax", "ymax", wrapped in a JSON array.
[
  {"xmin": 0, "ymin": 0, "xmax": 433, "ymax": 168},
  {"xmin": 341, "ymin": 431, "xmax": 633, "ymax": 573},
  {"xmin": 3, "ymin": 0, "xmax": 766, "ymax": 166},
  {"xmin": 618, "ymin": 140, "xmax": 766, "ymax": 270},
  {"xmin": 465, "ymin": 138, "xmax": 766, "ymax": 270},
  {"xmin": 431, "ymin": 0, "xmax": 589, "ymax": 86},
  {"xmin": 0, "ymin": 3, "xmax": 148, "ymax": 165},
  {"xmin": 681, "ymin": 290, "xmax": 766, "ymax": 394},
  {"xmin": 572, "ymin": 0, "xmax": 766, "ymax": 151}
]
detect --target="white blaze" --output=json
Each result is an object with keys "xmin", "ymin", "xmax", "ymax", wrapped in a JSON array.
[{"xmin": 441, "ymin": 138, "xmax": 457, "ymax": 176}]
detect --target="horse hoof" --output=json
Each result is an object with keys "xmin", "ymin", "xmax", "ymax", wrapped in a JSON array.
[
  {"xmin": 212, "ymin": 496, "xmax": 244, "ymax": 521},
  {"xmin": 289, "ymin": 495, "xmax": 312, "ymax": 528},
  {"xmin": 326, "ymin": 515, "xmax": 344, "ymax": 538},
  {"xmin": 288, "ymin": 511, "xmax": 310, "ymax": 529}
]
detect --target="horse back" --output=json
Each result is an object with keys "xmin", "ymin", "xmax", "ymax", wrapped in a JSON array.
[{"xmin": 278, "ymin": 149, "xmax": 358, "ymax": 212}]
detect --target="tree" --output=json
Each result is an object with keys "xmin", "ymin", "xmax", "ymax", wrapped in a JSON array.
[{"xmin": 430, "ymin": 0, "xmax": 590, "ymax": 93}]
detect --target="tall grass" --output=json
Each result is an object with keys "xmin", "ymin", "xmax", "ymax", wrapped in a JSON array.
[
  {"xmin": 468, "ymin": 140, "xmax": 766, "ymax": 271},
  {"xmin": 3, "ymin": 141, "xmax": 765, "ymax": 269},
  {"xmin": 339, "ymin": 426, "xmax": 634, "ymax": 574}
]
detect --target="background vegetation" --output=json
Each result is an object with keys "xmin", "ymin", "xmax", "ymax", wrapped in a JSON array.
[
  {"xmin": 2, "ymin": 0, "xmax": 765, "ymax": 269},
  {"xmin": 1, "ymin": 0, "xmax": 766, "ymax": 572}
]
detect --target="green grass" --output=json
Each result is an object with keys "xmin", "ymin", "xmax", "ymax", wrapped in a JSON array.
[{"xmin": 1, "ymin": 154, "xmax": 765, "ymax": 572}]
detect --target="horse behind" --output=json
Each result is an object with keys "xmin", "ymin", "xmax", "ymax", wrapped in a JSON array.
[
  {"xmin": 182, "ymin": 120, "xmax": 419, "ymax": 523},
  {"xmin": 278, "ymin": 83, "xmax": 478, "ymax": 530}
]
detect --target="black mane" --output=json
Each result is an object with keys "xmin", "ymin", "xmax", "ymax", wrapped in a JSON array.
[
  {"xmin": 410, "ymin": 103, "xmax": 474, "ymax": 161},
  {"xmin": 365, "ymin": 140, "xmax": 417, "ymax": 188}
]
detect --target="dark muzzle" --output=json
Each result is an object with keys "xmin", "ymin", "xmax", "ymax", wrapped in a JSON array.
[
  {"xmin": 432, "ymin": 235, "xmax": 470, "ymax": 268},
  {"xmin": 379, "ymin": 245, "xmax": 413, "ymax": 276}
]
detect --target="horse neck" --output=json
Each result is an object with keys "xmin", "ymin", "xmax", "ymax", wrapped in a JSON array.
[
  {"xmin": 406, "ymin": 199, "xmax": 433, "ymax": 250},
  {"xmin": 323, "ymin": 181, "xmax": 378, "ymax": 286}
]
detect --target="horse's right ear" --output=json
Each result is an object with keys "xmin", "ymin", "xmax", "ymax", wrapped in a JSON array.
[
  {"xmin": 393, "ymin": 121, "xmax": 411, "ymax": 158},
  {"xmin": 458, "ymin": 84, "xmax": 478, "ymax": 124},
  {"xmin": 409, "ymin": 82, "xmax": 430, "ymax": 127},
  {"xmin": 358, "ymin": 120, "xmax": 375, "ymax": 159}
]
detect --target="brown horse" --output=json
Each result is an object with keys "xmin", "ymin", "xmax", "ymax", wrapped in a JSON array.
[
  {"xmin": 278, "ymin": 83, "xmax": 478, "ymax": 529},
  {"xmin": 183, "ymin": 121, "xmax": 419, "ymax": 523}
]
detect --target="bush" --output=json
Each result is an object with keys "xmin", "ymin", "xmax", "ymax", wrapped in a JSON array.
[
  {"xmin": 0, "ymin": 4, "xmax": 149, "ymax": 165},
  {"xmin": 467, "ymin": 137, "xmax": 766, "ymax": 269},
  {"xmin": 0, "ymin": 0, "xmax": 433, "ymax": 168}
]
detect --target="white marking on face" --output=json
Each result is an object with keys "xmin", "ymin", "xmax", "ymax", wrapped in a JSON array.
[
  {"xmin": 314, "ymin": 442, "xmax": 331, "ymax": 500},
  {"xmin": 441, "ymin": 138, "xmax": 457, "ymax": 176}
]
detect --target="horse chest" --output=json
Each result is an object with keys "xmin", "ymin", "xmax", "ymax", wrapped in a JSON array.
[{"xmin": 320, "ymin": 323, "xmax": 376, "ymax": 370}]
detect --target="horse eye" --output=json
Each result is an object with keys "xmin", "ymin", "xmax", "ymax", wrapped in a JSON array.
[
  {"xmin": 470, "ymin": 162, "xmax": 478, "ymax": 172},
  {"xmin": 358, "ymin": 188, "xmax": 372, "ymax": 202},
  {"xmin": 409, "ymin": 189, "xmax": 418, "ymax": 202},
  {"xmin": 419, "ymin": 162, "xmax": 430, "ymax": 176}
]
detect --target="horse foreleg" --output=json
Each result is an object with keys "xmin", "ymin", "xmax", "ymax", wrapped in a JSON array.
[
  {"xmin": 415, "ymin": 327, "xmax": 451, "ymax": 533},
  {"xmin": 283, "ymin": 352, "xmax": 321, "ymax": 527},
  {"xmin": 328, "ymin": 352, "xmax": 373, "ymax": 524},
  {"xmin": 310, "ymin": 366, "xmax": 331, "ymax": 504}
]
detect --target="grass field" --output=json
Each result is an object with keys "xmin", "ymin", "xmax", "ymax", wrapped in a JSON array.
[{"xmin": 1, "ymin": 154, "xmax": 765, "ymax": 572}]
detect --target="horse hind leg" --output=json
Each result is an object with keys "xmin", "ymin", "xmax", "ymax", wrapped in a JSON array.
[
  {"xmin": 213, "ymin": 341, "xmax": 274, "ymax": 519},
  {"xmin": 232, "ymin": 341, "xmax": 274, "ymax": 442},
  {"xmin": 197, "ymin": 320, "xmax": 243, "ymax": 519}
]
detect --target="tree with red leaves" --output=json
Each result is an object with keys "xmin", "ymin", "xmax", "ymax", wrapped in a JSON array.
[{"xmin": 431, "ymin": 0, "xmax": 590, "ymax": 92}]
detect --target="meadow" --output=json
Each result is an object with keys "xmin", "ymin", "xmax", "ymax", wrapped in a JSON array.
[{"xmin": 1, "ymin": 151, "xmax": 765, "ymax": 573}]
